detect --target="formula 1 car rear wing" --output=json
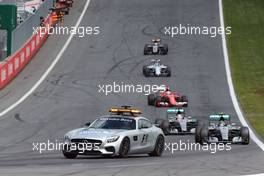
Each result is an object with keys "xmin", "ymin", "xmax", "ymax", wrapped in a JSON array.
[
  {"xmin": 209, "ymin": 114, "xmax": 230, "ymax": 121},
  {"xmin": 166, "ymin": 108, "xmax": 185, "ymax": 114}
]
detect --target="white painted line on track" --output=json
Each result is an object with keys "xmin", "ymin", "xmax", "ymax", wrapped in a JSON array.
[
  {"xmin": 218, "ymin": 0, "xmax": 264, "ymax": 151},
  {"xmin": 0, "ymin": 0, "xmax": 91, "ymax": 119}
]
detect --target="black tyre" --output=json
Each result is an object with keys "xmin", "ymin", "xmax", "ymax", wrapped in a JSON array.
[
  {"xmin": 62, "ymin": 150, "xmax": 78, "ymax": 159},
  {"xmin": 148, "ymin": 94, "xmax": 156, "ymax": 106},
  {"xmin": 200, "ymin": 126, "xmax": 208, "ymax": 145},
  {"xmin": 143, "ymin": 65, "xmax": 148, "ymax": 76},
  {"xmin": 145, "ymin": 69, "xmax": 151, "ymax": 77},
  {"xmin": 148, "ymin": 135, "xmax": 165, "ymax": 157},
  {"xmin": 119, "ymin": 137, "xmax": 130, "ymax": 158},
  {"xmin": 166, "ymin": 67, "xmax": 171, "ymax": 77},
  {"xmin": 181, "ymin": 95, "xmax": 188, "ymax": 107},
  {"xmin": 160, "ymin": 120, "xmax": 170, "ymax": 135},
  {"xmin": 195, "ymin": 121, "xmax": 204, "ymax": 143},
  {"xmin": 176, "ymin": 97, "xmax": 181, "ymax": 102},
  {"xmin": 241, "ymin": 127, "xmax": 250, "ymax": 145},
  {"xmin": 163, "ymin": 44, "xmax": 169, "ymax": 55},
  {"xmin": 154, "ymin": 96, "xmax": 163, "ymax": 107},
  {"xmin": 181, "ymin": 95, "xmax": 188, "ymax": 102},
  {"xmin": 144, "ymin": 45, "xmax": 149, "ymax": 55}
]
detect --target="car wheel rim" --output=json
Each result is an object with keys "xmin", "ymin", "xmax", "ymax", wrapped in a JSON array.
[
  {"xmin": 157, "ymin": 137, "xmax": 164, "ymax": 154},
  {"xmin": 121, "ymin": 139, "xmax": 129, "ymax": 155}
]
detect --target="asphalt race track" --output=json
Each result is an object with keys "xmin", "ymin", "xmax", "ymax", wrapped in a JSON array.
[{"xmin": 0, "ymin": 0, "xmax": 263, "ymax": 175}]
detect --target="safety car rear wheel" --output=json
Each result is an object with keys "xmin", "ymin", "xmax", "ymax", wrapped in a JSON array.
[{"xmin": 143, "ymin": 65, "xmax": 148, "ymax": 76}]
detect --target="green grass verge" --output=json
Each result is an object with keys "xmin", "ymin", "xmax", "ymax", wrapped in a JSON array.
[{"xmin": 223, "ymin": 0, "xmax": 264, "ymax": 139}]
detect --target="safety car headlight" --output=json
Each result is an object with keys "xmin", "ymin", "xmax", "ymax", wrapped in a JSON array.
[{"xmin": 106, "ymin": 136, "xmax": 120, "ymax": 143}]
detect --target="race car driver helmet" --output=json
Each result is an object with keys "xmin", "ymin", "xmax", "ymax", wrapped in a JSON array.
[
  {"xmin": 219, "ymin": 116, "xmax": 225, "ymax": 126},
  {"xmin": 165, "ymin": 86, "xmax": 170, "ymax": 91},
  {"xmin": 165, "ymin": 86, "xmax": 171, "ymax": 95},
  {"xmin": 176, "ymin": 113, "xmax": 184, "ymax": 120}
]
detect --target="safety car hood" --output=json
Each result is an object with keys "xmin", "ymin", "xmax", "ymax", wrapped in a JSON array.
[{"xmin": 66, "ymin": 128, "xmax": 126, "ymax": 140}]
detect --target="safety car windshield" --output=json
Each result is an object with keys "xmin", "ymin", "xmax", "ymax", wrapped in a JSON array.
[{"xmin": 89, "ymin": 117, "xmax": 136, "ymax": 130}]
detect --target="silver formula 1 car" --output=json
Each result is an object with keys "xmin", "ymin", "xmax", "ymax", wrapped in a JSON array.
[
  {"xmin": 195, "ymin": 113, "xmax": 250, "ymax": 145},
  {"xmin": 143, "ymin": 59, "xmax": 171, "ymax": 77},
  {"xmin": 155, "ymin": 108, "xmax": 198, "ymax": 135},
  {"xmin": 62, "ymin": 106, "xmax": 165, "ymax": 158},
  {"xmin": 144, "ymin": 38, "xmax": 168, "ymax": 55}
]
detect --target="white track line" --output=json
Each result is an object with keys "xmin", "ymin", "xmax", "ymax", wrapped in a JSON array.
[
  {"xmin": 0, "ymin": 0, "xmax": 91, "ymax": 118},
  {"xmin": 218, "ymin": 0, "xmax": 264, "ymax": 151}
]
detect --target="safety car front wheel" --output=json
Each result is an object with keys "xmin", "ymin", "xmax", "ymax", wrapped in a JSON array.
[{"xmin": 119, "ymin": 137, "xmax": 130, "ymax": 158}]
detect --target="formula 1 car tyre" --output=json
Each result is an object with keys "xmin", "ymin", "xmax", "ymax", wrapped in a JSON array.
[
  {"xmin": 143, "ymin": 66, "xmax": 148, "ymax": 76},
  {"xmin": 160, "ymin": 120, "xmax": 170, "ymax": 135},
  {"xmin": 148, "ymin": 94, "xmax": 156, "ymax": 105},
  {"xmin": 166, "ymin": 67, "xmax": 171, "ymax": 77},
  {"xmin": 241, "ymin": 127, "xmax": 250, "ymax": 145},
  {"xmin": 195, "ymin": 121, "xmax": 204, "ymax": 143},
  {"xmin": 200, "ymin": 126, "xmax": 208, "ymax": 145}
]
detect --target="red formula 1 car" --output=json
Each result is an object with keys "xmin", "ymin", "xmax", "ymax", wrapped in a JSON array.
[{"xmin": 148, "ymin": 87, "xmax": 188, "ymax": 107}]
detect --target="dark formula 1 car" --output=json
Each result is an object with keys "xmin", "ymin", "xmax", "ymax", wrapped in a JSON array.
[
  {"xmin": 144, "ymin": 38, "xmax": 168, "ymax": 55},
  {"xmin": 148, "ymin": 87, "xmax": 188, "ymax": 107},
  {"xmin": 155, "ymin": 108, "xmax": 198, "ymax": 135},
  {"xmin": 195, "ymin": 113, "xmax": 250, "ymax": 145},
  {"xmin": 143, "ymin": 59, "xmax": 171, "ymax": 77}
]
